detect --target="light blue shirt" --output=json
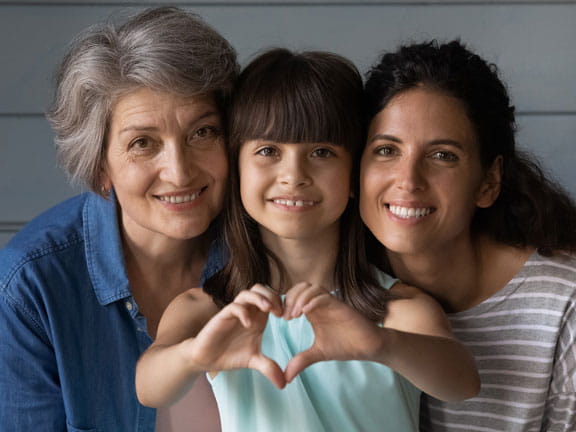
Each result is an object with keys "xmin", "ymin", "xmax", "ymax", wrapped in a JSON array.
[
  {"xmin": 0, "ymin": 192, "xmax": 224, "ymax": 431},
  {"xmin": 209, "ymin": 272, "xmax": 421, "ymax": 432}
]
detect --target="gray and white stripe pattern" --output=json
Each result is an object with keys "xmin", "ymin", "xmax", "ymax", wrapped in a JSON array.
[{"xmin": 420, "ymin": 252, "xmax": 576, "ymax": 432}]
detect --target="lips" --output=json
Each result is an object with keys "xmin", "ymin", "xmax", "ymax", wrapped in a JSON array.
[
  {"xmin": 155, "ymin": 187, "xmax": 206, "ymax": 204},
  {"xmin": 272, "ymin": 199, "xmax": 317, "ymax": 208},
  {"xmin": 387, "ymin": 204, "xmax": 435, "ymax": 219}
]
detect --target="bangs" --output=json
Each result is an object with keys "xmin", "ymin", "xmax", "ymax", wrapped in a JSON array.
[{"xmin": 230, "ymin": 49, "xmax": 364, "ymax": 153}]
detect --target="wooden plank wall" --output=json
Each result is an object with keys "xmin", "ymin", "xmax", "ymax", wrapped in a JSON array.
[{"xmin": 1, "ymin": 0, "xmax": 575, "ymax": 247}]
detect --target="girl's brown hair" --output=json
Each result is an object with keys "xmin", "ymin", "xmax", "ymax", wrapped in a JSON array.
[{"xmin": 204, "ymin": 48, "xmax": 392, "ymax": 321}]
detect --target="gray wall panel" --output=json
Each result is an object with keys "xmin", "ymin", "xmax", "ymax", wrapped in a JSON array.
[
  {"xmin": 0, "ymin": 117, "xmax": 79, "ymax": 221},
  {"xmin": 1, "ymin": 4, "xmax": 575, "ymax": 113},
  {"xmin": 516, "ymin": 114, "xmax": 576, "ymax": 198},
  {"xmin": 0, "ymin": 234, "xmax": 14, "ymax": 249}
]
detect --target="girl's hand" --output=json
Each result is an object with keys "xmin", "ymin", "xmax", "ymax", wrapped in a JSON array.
[
  {"xmin": 188, "ymin": 284, "xmax": 287, "ymax": 389},
  {"xmin": 283, "ymin": 282, "xmax": 384, "ymax": 383}
]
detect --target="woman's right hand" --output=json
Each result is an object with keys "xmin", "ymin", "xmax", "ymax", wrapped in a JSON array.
[{"xmin": 186, "ymin": 284, "xmax": 287, "ymax": 388}]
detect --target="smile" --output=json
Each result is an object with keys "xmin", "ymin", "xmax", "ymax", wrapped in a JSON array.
[
  {"xmin": 157, "ymin": 190, "xmax": 203, "ymax": 204},
  {"xmin": 388, "ymin": 205, "xmax": 434, "ymax": 219},
  {"xmin": 272, "ymin": 199, "xmax": 317, "ymax": 207}
]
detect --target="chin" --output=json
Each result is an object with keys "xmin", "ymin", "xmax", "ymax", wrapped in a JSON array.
[{"xmin": 165, "ymin": 222, "xmax": 213, "ymax": 241}]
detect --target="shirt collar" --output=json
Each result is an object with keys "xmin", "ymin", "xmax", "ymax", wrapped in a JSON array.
[{"xmin": 83, "ymin": 190, "xmax": 132, "ymax": 305}]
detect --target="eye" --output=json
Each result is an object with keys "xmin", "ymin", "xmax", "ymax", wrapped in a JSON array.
[
  {"xmin": 311, "ymin": 147, "xmax": 335, "ymax": 158},
  {"xmin": 191, "ymin": 125, "xmax": 220, "ymax": 140},
  {"xmin": 374, "ymin": 145, "xmax": 397, "ymax": 157},
  {"xmin": 255, "ymin": 146, "xmax": 278, "ymax": 157},
  {"xmin": 129, "ymin": 137, "xmax": 151, "ymax": 151},
  {"xmin": 431, "ymin": 150, "xmax": 459, "ymax": 162}
]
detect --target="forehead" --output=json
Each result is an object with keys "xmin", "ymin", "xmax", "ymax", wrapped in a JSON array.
[
  {"xmin": 110, "ymin": 88, "xmax": 218, "ymax": 127},
  {"xmin": 370, "ymin": 88, "xmax": 477, "ymax": 145}
]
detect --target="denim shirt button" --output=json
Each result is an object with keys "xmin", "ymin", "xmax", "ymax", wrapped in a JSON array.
[{"xmin": 125, "ymin": 301, "xmax": 133, "ymax": 311}]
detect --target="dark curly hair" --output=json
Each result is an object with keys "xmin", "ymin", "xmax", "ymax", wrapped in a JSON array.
[{"xmin": 364, "ymin": 40, "xmax": 576, "ymax": 255}]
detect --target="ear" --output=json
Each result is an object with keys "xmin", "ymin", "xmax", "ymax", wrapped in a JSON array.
[
  {"xmin": 99, "ymin": 162, "xmax": 112, "ymax": 196},
  {"xmin": 475, "ymin": 155, "xmax": 502, "ymax": 209}
]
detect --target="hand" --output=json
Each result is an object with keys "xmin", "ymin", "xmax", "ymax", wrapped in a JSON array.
[
  {"xmin": 283, "ymin": 282, "xmax": 385, "ymax": 383},
  {"xmin": 189, "ymin": 284, "xmax": 287, "ymax": 389}
]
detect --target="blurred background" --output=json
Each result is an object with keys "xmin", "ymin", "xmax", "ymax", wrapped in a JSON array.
[{"xmin": 1, "ymin": 0, "xmax": 575, "ymax": 248}]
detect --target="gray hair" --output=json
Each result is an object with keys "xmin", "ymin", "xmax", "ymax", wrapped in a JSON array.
[{"xmin": 46, "ymin": 7, "xmax": 238, "ymax": 194}]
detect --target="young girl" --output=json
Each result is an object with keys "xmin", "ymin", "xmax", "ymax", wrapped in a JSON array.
[{"xmin": 136, "ymin": 48, "xmax": 480, "ymax": 431}]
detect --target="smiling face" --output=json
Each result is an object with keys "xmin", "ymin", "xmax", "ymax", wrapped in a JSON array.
[
  {"xmin": 103, "ymin": 87, "xmax": 227, "ymax": 245},
  {"xmin": 360, "ymin": 87, "xmax": 500, "ymax": 257},
  {"xmin": 239, "ymin": 140, "xmax": 352, "ymax": 243}
]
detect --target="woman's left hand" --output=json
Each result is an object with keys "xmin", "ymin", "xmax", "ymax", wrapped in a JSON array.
[{"xmin": 282, "ymin": 282, "xmax": 384, "ymax": 383}]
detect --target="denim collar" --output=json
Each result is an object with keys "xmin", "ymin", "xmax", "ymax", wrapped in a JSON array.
[{"xmin": 83, "ymin": 190, "xmax": 132, "ymax": 306}]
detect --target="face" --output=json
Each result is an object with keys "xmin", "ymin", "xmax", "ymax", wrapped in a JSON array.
[
  {"xmin": 360, "ymin": 87, "xmax": 500, "ymax": 257},
  {"xmin": 239, "ymin": 140, "xmax": 352, "ymax": 242},
  {"xmin": 103, "ymin": 88, "xmax": 227, "ymax": 244}
]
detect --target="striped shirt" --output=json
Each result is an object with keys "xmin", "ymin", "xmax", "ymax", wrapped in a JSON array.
[{"xmin": 420, "ymin": 252, "xmax": 576, "ymax": 432}]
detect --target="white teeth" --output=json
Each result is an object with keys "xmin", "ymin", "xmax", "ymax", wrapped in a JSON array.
[
  {"xmin": 158, "ymin": 192, "xmax": 200, "ymax": 204},
  {"xmin": 389, "ymin": 205, "xmax": 432, "ymax": 219},
  {"xmin": 273, "ymin": 199, "xmax": 315, "ymax": 207}
]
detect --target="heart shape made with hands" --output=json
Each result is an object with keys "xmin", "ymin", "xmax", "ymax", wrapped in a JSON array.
[{"xmin": 203, "ymin": 282, "xmax": 382, "ymax": 390}]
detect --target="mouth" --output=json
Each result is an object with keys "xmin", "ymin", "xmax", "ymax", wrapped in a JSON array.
[
  {"xmin": 155, "ymin": 187, "xmax": 207, "ymax": 204},
  {"xmin": 386, "ymin": 204, "xmax": 435, "ymax": 219},
  {"xmin": 270, "ymin": 198, "xmax": 318, "ymax": 208}
]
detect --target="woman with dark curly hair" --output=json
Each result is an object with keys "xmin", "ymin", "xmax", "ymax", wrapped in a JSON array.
[{"xmin": 360, "ymin": 40, "xmax": 576, "ymax": 431}]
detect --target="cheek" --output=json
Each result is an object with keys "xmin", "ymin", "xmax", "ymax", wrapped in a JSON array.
[
  {"xmin": 359, "ymin": 165, "xmax": 383, "ymax": 202},
  {"xmin": 207, "ymin": 148, "xmax": 229, "ymax": 182},
  {"xmin": 239, "ymin": 171, "xmax": 257, "ymax": 208}
]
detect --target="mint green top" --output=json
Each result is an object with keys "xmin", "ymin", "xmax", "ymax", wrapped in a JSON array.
[{"xmin": 208, "ymin": 271, "xmax": 420, "ymax": 432}]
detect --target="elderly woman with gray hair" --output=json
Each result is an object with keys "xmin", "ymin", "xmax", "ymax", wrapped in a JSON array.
[{"xmin": 0, "ymin": 7, "xmax": 237, "ymax": 431}]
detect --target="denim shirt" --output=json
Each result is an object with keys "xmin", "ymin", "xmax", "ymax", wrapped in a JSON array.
[{"xmin": 0, "ymin": 192, "xmax": 224, "ymax": 431}]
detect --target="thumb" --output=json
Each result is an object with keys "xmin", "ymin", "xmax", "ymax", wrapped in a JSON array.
[
  {"xmin": 284, "ymin": 348, "xmax": 322, "ymax": 384},
  {"xmin": 249, "ymin": 354, "xmax": 287, "ymax": 390}
]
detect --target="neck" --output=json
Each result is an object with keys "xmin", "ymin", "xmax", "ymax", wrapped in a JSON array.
[
  {"xmin": 262, "ymin": 226, "xmax": 340, "ymax": 293},
  {"xmin": 387, "ymin": 234, "xmax": 531, "ymax": 313},
  {"xmin": 120, "ymin": 223, "xmax": 211, "ymax": 338}
]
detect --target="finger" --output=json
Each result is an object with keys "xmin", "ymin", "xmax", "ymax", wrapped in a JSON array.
[
  {"xmin": 224, "ymin": 303, "xmax": 254, "ymax": 328},
  {"xmin": 249, "ymin": 354, "xmax": 287, "ymax": 389},
  {"xmin": 250, "ymin": 284, "xmax": 283, "ymax": 317},
  {"xmin": 234, "ymin": 290, "xmax": 274, "ymax": 314},
  {"xmin": 282, "ymin": 282, "xmax": 312, "ymax": 319},
  {"xmin": 284, "ymin": 348, "xmax": 322, "ymax": 383},
  {"xmin": 286, "ymin": 283, "xmax": 329, "ymax": 319},
  {"xmin": 301, "ymin": 291, "xmax": 334, "ymax": 315}
]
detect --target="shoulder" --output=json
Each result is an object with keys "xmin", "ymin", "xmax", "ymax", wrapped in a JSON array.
[
  {"xmin": 0, "ymin": 193, "xmax": 100, "ymax": 302},
  {"xmin": 384, "ymin": 283, "xmax": 452, "ymax": 337},
  {"xmin": 1, "ymin": 193, "xmax": 88, "ymax": 262},
  {"xmin": 508, "ymin": 251, "xmax": 576, "ymax": 305},
  {"xmin": 156, "ymin": 288, "xmax": 219, "ymax": 344},
  {"xmin": 173, "ymin": 288, "xmax": 218, "ymax": 313},
  {"xmin": 523, "ymin": 251, "xmax": 576, "ymax": 280}
]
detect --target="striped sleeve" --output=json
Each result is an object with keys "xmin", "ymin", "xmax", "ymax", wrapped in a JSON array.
[{"xmin": 545, "ymin": 296, "xmax": 576, "ymax": 430}]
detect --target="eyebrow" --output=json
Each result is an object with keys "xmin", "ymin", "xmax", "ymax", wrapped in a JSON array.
[
  {"xmin": 369, "ymin": 134, "xmax": 401, "ymax": 144},
  {"xmin": 370, "ymin": 133, "xmax": 464, "ymax": 149},
  {"xmin": 118, "ymin": 110, "xmax": 219, "ymax": 135}
]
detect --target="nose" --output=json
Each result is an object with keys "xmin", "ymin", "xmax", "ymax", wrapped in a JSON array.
[
  {"xmin": 396, "ymin": 155, "xmax": 426, "ymax": 192},
  {"xmin": 278, "ymin": 153, "xmax": 311, "ymax": 188},
  {"xmin": 160, "ymin": 141, "xmax": 196, "ymax": 186}
]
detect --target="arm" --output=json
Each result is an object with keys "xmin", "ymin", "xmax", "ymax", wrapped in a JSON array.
[
  {"xmin": 543, "ymin": 298, "xmax": 576, "ymax": 430},
  {"xmin": 374, "ymin": 283, "xmax": 480, "ymax": 401},
  {"xmin": 135, "ymin": 288, "xmax": 219, "ymax": 407},
  {"xmin": 0, "ymin": 295, "xmax": 66, "ymax": 430},
  {"xmin": 283, "ymin": 282, "xmax": 480, "ymax": 402},
  {"xmin": 135, "ymin": 285, "xmax": 285, "ymax": 408}
]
